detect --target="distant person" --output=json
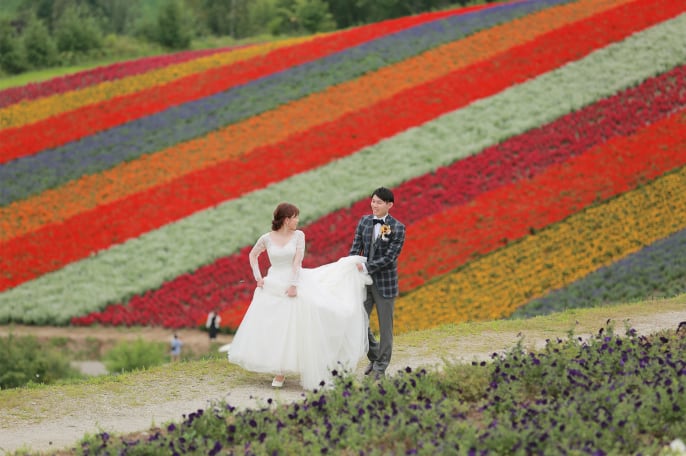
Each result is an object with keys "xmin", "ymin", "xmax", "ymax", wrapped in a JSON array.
[
  {"xmin": 170, "ymin": 333, "xmax": 182, "ymax": 362},
  {"xmin": 206, "ymin": 309, "xmax": 221, "ymax": 342}
]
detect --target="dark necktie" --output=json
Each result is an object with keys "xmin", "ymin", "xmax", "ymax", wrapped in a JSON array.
[{"xmin": 372, "ymin": 218, "xmax": 384, "ymax": 224}]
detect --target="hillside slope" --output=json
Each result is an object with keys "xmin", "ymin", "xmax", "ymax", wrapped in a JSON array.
[{"xmin": 0, "ymin": 0, "xmax": 684, "ymax": 336}]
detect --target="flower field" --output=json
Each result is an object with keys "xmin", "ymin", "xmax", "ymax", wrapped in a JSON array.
[{"xmin": 0, "ymin": 0, "xmax": 684, "ymax": 331}]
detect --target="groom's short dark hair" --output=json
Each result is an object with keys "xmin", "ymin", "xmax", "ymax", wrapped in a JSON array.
[{"xmin": 373, "ymin": 187, "xmax": 394, "ymax": 203}]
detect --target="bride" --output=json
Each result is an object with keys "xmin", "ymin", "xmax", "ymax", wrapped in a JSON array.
[{"xmin": 226, "ymin": 202, "xmax": 370, "ymax": 390}]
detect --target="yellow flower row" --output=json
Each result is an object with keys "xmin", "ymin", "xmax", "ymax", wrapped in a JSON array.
[
  {"xmin": 0, "ymin": 0, "xmax": 633, "ymax": 242},
  {"xmin": 394, "ymin": 165, "xmax": 686, "ymax": 333},
  {"xmin": 0, "ymin": 37, "xmax": 311, "ymax": 130}
]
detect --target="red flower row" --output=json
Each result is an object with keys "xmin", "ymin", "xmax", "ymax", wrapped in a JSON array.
[
  {"xmin": 72, "ymin": 65, "xmax": 686, "ymax": 328},
  {"xmin": 3, "ymin": 1, "xmax": 666, "ymax": 292}
]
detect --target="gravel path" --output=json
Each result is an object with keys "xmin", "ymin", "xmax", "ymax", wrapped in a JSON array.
[{"xmin": 1, "ymin": 306, "xmax": 685, "ymax": 455}]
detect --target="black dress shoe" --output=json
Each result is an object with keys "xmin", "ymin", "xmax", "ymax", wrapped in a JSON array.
[{"xmin": 364, "ymin": 363, "xmax": 375, "ymax": 375}]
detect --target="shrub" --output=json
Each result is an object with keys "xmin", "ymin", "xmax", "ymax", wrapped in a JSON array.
[
  {"xmin": 155, "ymin": 0, "xmax": 192, "ymax": 50},
  {"xmin": 22, "ymin": 17, "xmax": 58, "ymax": 69},
  {"xmin": 0, "ymin": 334, "xmax": 80, "ymax": 389},
  {"xmin": 54, "ymin": 5, "xmax": 103, "ymax": 54},
  {"xmin": 0, "ymin": 20, "xmax": 29, "ymax": 74},
  {"xmin": 102, "ymin": 337, "xmax": 167, "ymax": 374}
]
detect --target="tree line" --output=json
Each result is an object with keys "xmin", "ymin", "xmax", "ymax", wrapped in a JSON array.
[{"xmin": 0, "ymin": 0, "xmax": 503, "ymax": 76}]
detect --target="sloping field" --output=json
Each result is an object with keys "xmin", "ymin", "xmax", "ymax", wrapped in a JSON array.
[{"xmin": 0, "ymin": 0, "xmax": 684, "ymax": 331}]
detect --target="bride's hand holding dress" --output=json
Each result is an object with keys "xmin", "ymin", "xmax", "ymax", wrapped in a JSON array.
[{"xmin": 228, "ymin": 229, "xmax": 369, "ymax": 391}]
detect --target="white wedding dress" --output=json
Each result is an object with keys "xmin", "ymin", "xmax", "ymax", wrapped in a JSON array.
[{"xmin": 228, "ymin": 230, "xmax": 370, "ymax": 390}]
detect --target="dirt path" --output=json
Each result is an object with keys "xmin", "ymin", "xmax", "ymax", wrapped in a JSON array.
[{"xmin": 1, "ymin": 305, "xmax": 685, "ymax": 455}]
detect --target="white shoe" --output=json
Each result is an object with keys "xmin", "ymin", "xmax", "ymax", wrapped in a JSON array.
[
  {"xmin": 272, "ymin": 376, "xmax": 285, "ymax": 388},
  {"xmin": 218, "ymin": 344, "xmax": 231, "ymax": 353}
]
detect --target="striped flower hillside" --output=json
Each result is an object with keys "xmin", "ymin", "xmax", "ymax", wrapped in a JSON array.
[
  {"xmin": 74, "ymin": 64, "xmax": 686, "ymax": 329},
  {"xmin": 1, "ymin": 0, "xmax": 677, "ymax": 288},
  {"xmin": 0, "ymin": 6, "xmax": 479, "ymax": 162},
  {"xmin": 0, "ymin": 0, "xmax": 572, "ymax": 205},
  {"xmin": 0, "ymin": 0, "xmax": 633, "ymax": 244},
  {"xmin": 0, "ymin": 0, "xmax": 685, "ymax": 330}
]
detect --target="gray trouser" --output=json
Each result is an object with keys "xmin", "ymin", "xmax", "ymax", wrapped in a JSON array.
[{"xmin": 364, "ymin": 284, "xmax": 394, "ymax": 373}]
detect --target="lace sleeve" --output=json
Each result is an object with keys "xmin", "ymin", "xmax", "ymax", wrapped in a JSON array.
[
  {"xmin": 290, "ymin": 230, "xmax": 305, "ymax": 286},
  {"xmin": 249, "ymin": 234, "xmax": 268, "ymax": 281}
]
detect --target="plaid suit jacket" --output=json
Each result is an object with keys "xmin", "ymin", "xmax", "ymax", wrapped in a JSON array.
[{"xmin": 349, "ymin": 214, "xmax": 406, "ymax": 298}]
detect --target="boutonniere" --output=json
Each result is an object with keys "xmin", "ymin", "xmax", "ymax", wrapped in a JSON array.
[{"xmin": 380, "ymin": 224, "xmax": 392, "ymax": 241}]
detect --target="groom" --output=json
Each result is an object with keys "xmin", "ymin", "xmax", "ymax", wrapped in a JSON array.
[{"xmin": 350, "ymin": 187, "xmax": 406, "ymax": 377}]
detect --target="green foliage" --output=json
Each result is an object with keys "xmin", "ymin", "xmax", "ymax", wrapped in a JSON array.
[
  {"xmin": 99, "ymin": 33, "xmax": 165, "ymax": 59},
  {"xmin": 0, "ymin": 19, "xmax": 29, "ymax": 74},
  {"xmin": 155, "ymin": 0, "xmax": 193, "ymax": 49},
  {"xmin": 54, "ymin": 5, "xmax": 103, "ymax": 54},
  {"xmin": 197, "ymin": 0, "xmax": 252, "ymax": 37},
  {"xmin": 270, "ymin": 0, "xmax": 335, "ymax": 35},
  {"xmin": 17, "ymin": 0, "xmax": 59, "ymax": 31},
  {"xmin": 21, "ymin": 17, "xmax": 58, "ymax": 68},
  {"xmin": 298, "ymin": 0, "xmax": 336, "ymax": 33},
  {"xmin": 95, "ymin": 0, "xmax": 142, "ymax": 35},
  {"xmin": 0, "ymin": 333, "xmax": 80, "ymax": 389},
  {"xmin": 102, "ymin": 337, "xmax": 167, "ymax": 373},
  {"xmin": 440, "ymin": 361, "xmax": 490, "ymax": 402}
]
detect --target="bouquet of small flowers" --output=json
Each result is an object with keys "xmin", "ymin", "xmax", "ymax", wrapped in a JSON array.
[{"xmin": 380, "ymin": 224, "xmax": 391, "ymax": 241}]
